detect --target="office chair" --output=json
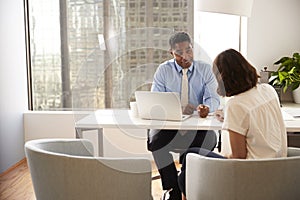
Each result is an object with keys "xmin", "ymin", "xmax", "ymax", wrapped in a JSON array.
[
  {"xmin": 186, "ymin": 147, "xmax": 300, "ymax": 200},
  {"xmin": 25, "ymin": 138, "xmax": 153, "ymax": 200}
]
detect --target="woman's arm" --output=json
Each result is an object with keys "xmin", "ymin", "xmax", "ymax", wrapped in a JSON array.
[{"xmin": 228, "ymin": 129, "xmax": 247, "ymax": 159}]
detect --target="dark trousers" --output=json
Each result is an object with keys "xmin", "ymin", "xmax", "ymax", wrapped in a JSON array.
[
  {"xmin": 177, "ymin": 147, "xmax": 226, "ymax": 196},
  {"xmin": 147, "ymin": 129, "xmax": 217, "ymax": 191}
]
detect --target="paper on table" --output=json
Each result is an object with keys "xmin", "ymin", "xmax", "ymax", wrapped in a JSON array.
[
  {"xmin": 281, "ymin": 110, "xmax": 295, "ymax": 121},
  {"xmin": 283, "ymin": 108, "xmax": 300, "ymax": 118}
]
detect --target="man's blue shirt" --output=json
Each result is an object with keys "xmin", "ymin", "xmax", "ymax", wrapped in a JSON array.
[{"xmin": 151, "ymin": 59, "xmax": 220, "ymax": 112}]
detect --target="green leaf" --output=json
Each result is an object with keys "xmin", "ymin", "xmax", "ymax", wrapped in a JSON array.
[
  {"xmin": 293, "ymin": 52, "xmax": 300, "ymax": 59},
  {"xmin": 272, "ymin": 52, "xmax": 300, "ymax": 93},
  {"xmin": 292, "ymin": 82, "xmax": 300, "ymax": 90},
  {"xmin": 283, "ymin": 84, "xmax": 288, "ymax": 93},
  {"xmin": 288, "ymin": 67, "xmax": 296, "ymax": 74},
  {"xmin": 273, "ymin": 79, "xmax": 280, "ymax": 85},
  {"xmin": 282, "ymin": 59, "xmax": 292, "ymax": 65},
  {"xmin": 278, "ymin": 71, "xmax": 288, "ymax": 82},
  {"xmin": 269, "ymin": 75, "xmax": 278, "ymax": 83},
  {"xmin": 274, "ymin": 57, "xmax": 289, "ymax": 65}
]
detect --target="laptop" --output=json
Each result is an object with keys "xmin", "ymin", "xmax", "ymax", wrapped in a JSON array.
[{"xmin": 135, "ymin": 91, "xmax": 192, "ymax": 121}]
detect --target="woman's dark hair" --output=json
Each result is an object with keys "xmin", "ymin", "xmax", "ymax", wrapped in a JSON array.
[
  {"xmin": 169, "ymin": 31, "xmax": 191, "ymax": 49},
  {"xmin": 213, "ymin": 49, "xmax": 258, "ymax": 97}
]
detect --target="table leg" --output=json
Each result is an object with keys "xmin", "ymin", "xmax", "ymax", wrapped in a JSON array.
[
  {"xmin": 97, "ymin": 128, "xmax": 104, "ymax": 156},
  {"xmin": 75, "ymin": 128, "xmax": 83, "ymax": 139},
  {"xmin": 217, "ymin": 130, "xmax": 222, "ymax": 153},
  {"xmin": 75, "ymin": 128, "xmax": 104, "ymax": 157}
]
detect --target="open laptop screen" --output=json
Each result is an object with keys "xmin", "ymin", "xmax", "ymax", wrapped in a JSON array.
[{"xmin": 135, "ymin": 91, "xmax": 191, "ymax": 121}]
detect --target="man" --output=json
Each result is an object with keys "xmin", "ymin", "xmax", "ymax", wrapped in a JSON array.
[{"xmin": 148, "ymin": 31, "xmax": 220, "ymax": 200}]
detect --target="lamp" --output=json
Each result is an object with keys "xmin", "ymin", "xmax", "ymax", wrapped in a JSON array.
[
  {"xmin": 196, "ymin": 0, "xmax": 253, "ymax": 52},
  {"xmin": 196, "ymin": 0, "xmax": 253, "ymax": 17}
]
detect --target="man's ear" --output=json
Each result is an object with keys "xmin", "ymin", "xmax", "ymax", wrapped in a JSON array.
[{"xmin": 169, "ymin": 49, "xmax": 174, "ymax": 56}]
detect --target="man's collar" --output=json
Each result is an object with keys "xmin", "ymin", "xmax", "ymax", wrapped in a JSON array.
[{"xmin": 174, "ymin": 59, "xmax": 194, "ymax": 72}]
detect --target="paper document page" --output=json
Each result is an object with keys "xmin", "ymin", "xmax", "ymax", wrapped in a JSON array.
[{"xmin": 283, "ymin": 108, "xmax": 300, "ymax": 118}]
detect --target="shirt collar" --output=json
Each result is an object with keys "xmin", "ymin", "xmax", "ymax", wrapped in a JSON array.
[{"xmin": 174, "ymin": 59, "xmax": 194, "ymax": 73}]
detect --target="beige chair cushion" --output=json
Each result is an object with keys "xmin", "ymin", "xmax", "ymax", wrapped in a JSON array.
[
  {"xmin": 25, "ymin": 138, "xmax": 152, "ymax": 200},
  {"xmin": 186, "ymin": 147, "xmax": 300, "ymax": 200}
]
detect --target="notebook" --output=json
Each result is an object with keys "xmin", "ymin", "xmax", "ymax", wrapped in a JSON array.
[{"xmin": 135, "ymin": 91, "xmax": 191, "ymax": 121}]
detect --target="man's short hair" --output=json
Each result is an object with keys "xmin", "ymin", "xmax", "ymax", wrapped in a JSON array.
[{"xmin": 169, "ymin": 32, "xmax": 191, "ymax": 49}]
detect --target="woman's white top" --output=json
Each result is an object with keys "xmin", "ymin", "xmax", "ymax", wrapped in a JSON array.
[{"xmin": 223, "ymin": 83, "xmax": 287, "ymax": 159}]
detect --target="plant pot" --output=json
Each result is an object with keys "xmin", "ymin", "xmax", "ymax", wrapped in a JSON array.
[
  {"xmin": 293, "ymin": 87, "xmax": 300, "ymax": 104},
  {"xmin": 271, "ymin": 85, "xmax": 282, "ymax": 103}
]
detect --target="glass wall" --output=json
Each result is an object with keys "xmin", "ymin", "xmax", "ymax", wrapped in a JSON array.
[
  {"xmin": 26, "ymin": 0, "xmax": 194, "ymax": 110},
  {"xmin": 26, "ymin": 0, "xmax": 242, "ymax": 111}
]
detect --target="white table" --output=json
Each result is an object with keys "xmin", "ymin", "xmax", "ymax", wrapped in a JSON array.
[
  {"xmin": 75, "ymin": 109, "xmax": 223, "ymax": 156},
  {"xmin": 75, "ymin": 108, "xmax": 300, "ymax": 156},
  {"xmin": 281, "ymin": 103, "xmax": 300, "ymax": 132}
]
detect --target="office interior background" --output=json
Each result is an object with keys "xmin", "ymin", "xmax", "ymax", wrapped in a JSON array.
[{"xmin": 0, "ymin": 0, "xmax": 300, "ymax": 174}]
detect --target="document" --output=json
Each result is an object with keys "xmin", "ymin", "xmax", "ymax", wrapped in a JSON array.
[
  {"xmin": 281, "ymin": 110, "xmax": 296, "ymax": 121},
  {"xmin": 283, "ymin": 108, "xmax": 300, "ymax": 118}
]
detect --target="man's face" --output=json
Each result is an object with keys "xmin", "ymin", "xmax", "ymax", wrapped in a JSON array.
[{"xmin": 170, "ymin": 41, "xmax": 193, "ymax": 69}]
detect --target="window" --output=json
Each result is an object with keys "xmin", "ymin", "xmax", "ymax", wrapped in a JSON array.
[
  {"xmin": 25, "ymin": 0, "xmax": 243, "ymax": 111},
  {"xmin": 26, "ymin": 0, "xmax": 194, "ymax": 110},
  {"xmin": 194, "ymin": 12, "xmax": 240, "ymax": 62}
]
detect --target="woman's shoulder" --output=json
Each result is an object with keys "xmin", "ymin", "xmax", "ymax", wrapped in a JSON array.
[
  {"xmin": 259, "ymin": 83, "xmax": 274, "ymax": 90},
  {"xmin": 258, "ymin": 83, "xmax": 278, "ymax": 96}
]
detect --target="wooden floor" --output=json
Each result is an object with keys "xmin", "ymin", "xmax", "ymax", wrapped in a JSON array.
[
  {"xmin": 0, "ymin": 158, "xmax": 175, "ymax": 200},
  {"xmin": 0, "ymin": 159, "xmax": 35, "ymax": 200}
]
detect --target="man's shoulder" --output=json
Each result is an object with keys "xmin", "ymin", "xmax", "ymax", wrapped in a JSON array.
[
  {"xmin": 193, "ymin": 60, "xmax": 212, "ymax": 73},
  {"xmin": 159, "ymin": 59, "xmax": 174, "ymax": 67},
  {"xmin": 157, "ymin": 59, "xmax": 175, "ymax": 71},
  {"xmin": 193, "ymin": 60, "xmax": 211, "ymax": 68}
]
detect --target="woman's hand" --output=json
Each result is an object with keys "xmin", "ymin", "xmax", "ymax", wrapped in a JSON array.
[{"xmin": 214, "ymin": 109, "xmax": 224, "ymax": 122}]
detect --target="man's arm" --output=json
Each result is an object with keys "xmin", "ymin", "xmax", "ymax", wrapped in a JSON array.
[
  {"xmin": 151, "ymin": 65, "xmax": 166, "ymax": 92},
  {"xmin": 203, "ymin": 65, "xmax": 220, "ymax": 112}
]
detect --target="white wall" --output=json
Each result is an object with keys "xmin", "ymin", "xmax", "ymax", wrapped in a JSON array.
[
  {"xmin": 23, "ymin": 112, "xmax": 152, "ymax": 159},
  {"xmin": 1, "ymin": 0, "xmax": 299, "ymax": 173},
  {"xmin": 23, "ymin": 111, "xmax": 76, "ymax": 141},
  {"xmin": 0, "ymin": 0, "xmax": 28, "ymax": 173},
  {"xmin": 248, "ymin": 0, "xmax": 300, "ymax": 72}
]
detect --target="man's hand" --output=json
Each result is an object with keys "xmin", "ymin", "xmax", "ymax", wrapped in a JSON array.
[
  {"xmin": 214, "ymin": 109, "xmax": 224, "ymax": 122},
  {"xmin": 182, "ymin": 104, "xmax": 196, "ymax": 115},
  {"xmin": 197, "ymin": 104, "xmax": 209, "ymax": 118}
]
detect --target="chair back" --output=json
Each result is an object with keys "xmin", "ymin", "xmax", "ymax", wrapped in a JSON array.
[
  {"xmin": 186, "ymin": 147, "xmax": 300, "ymax": 200},
  {"xmin": 25, "ymin": 138, "xmax": 152, "ymax": 200}
]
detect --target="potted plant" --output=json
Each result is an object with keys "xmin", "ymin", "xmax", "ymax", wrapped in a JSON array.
[{"xmin": 269, "ymin": 52, "xmax": 300, "ymax": 103}]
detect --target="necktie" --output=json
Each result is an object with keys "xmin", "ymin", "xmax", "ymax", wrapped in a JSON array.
[
  {"xmin": 181, "ymin": 68, "xmax": 189, "ymax": 107},
  {"xmin": 179, "ymin": 68, "xmax": 189, "ymax": 136}
]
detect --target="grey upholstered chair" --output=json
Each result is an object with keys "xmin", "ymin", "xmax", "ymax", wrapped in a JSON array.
[
  {"xmin": 25, "ymin": 138, "xmax": 152, "ymax": 200},
  {"xmin": 186, "ymin": 147, "xmax": 300, "ymax": 200}
]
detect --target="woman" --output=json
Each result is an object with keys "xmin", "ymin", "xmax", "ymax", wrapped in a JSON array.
[{"xmin": 178, "ymin": 49, "xmax": 287, "ymax": 200}]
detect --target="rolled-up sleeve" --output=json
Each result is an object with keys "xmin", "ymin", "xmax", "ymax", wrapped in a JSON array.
[
  {"xmin": 203, "ymin": 66, "xmax": 220, "ymax": 112},
  {"xmin": 151, "ymin": 65, "xmax": 166, "ymax": 92}
]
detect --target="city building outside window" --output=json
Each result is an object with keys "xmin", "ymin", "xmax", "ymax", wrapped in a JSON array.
[{"xmin": 25, "ymin": 0, "xmax": 242, "ymax": 111}]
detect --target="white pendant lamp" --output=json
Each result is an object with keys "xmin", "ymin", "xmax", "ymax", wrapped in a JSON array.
[{"xmin": 196, "ymin": 0, "xmax": 253, "ymax": 17}]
